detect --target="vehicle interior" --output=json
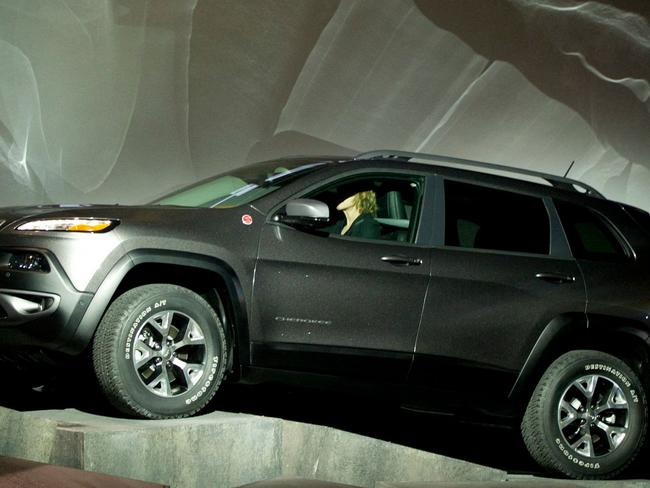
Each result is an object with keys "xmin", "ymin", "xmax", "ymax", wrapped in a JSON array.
[{"xmin": 308, "ymin": 176, "xmax": 424, "ymax": 243}]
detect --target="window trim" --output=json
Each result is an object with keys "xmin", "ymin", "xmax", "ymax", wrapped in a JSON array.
[{"xmin": 545, "ymin": 196, "xmax": 572, "ymax": 259}]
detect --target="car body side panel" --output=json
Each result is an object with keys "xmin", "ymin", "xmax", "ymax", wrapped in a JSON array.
[
  {"xmin": 411, "ymin": 248, "xmax": 586, "ymax": 401},
  {"xmin": 251, "ymin": 222, "xmax": 430, "ymax": 381},
  {"xmin": 580, "ymin": 260, "xmax": 650, "ymax": 336}
]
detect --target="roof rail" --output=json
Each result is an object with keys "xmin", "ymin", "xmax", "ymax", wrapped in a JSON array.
[{"xmin": 354, "ymin": 150, "xmax": 605, "ymax": 199}]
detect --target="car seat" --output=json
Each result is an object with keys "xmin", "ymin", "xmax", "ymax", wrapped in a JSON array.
[{"xmin": 377, "ymin": 191, "xmax": 410, "ymax": 242}]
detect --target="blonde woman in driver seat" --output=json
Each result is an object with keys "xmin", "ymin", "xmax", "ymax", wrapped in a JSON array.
[{"xmin": 334, "ymin": 190, "xmax": 381, "ymax": 239}]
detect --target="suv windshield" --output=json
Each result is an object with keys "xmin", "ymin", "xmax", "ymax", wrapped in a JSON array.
[{"xmin": 152, "ymin": 159, "xmax": 328, "ymax": 208}]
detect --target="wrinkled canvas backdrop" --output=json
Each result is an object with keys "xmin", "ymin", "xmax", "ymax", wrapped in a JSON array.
[{"xmin": 0, "ymin": 0, "xmax": 649, "ymax": 209}]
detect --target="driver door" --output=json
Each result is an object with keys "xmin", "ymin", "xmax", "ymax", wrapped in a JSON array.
[{"xmin": 250, "ymin": 173, "xmax": 431, "ymax": 382}]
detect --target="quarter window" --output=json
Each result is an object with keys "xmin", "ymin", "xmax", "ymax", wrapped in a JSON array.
[
  {"xmin": 554, "ymin": 200, "xmax": 628, "ymax": 261},
  {"xmin": 444, "ymin": 180, "xmax": 550, "ymax": 255}
]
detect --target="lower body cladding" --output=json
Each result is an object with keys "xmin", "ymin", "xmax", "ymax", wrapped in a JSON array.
[{"xmin": 247, "ymin": 341, "xmax": 520, "ymax": 420}]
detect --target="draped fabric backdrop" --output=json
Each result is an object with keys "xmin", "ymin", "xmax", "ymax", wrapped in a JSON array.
[{"xmin": 1, "ymin": 0, "xmax": 649, "ymax": 209}]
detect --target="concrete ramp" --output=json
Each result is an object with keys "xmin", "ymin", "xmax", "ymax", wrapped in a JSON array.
[
  {"xmin": 0, "ymin": 406, "xmax": 504, "ymax": 488},
  {"xmin": 376, "ymin": 480, "xmax": 650, "ymax": 488}
]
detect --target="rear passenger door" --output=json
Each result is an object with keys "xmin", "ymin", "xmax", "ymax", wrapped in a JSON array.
[{"xmin": 410, "ymin": 179, "xmax": 586, "ymax": 407}]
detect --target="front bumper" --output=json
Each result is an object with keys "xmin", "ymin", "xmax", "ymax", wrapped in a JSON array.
[
  {"xmin": 0, "ymin": 289, "xmax": 61, "ymax": 325},
  {"xmin": 0, "ymin": 248, "xmax": 93, "ymax": 354}
]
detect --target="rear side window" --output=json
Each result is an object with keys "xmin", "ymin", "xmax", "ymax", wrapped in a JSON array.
[
  {"xmin": 554, "ymin": 200, "xmax": 628, "ymax": 261},
  {"xmin": 444, "ymin": 180, "xmax": 550, "ymax": 255}
]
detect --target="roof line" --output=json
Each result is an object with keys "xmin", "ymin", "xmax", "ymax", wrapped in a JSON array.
[{"xmin": 354, "ymin": 150, "xmax": 605, "ymax": 199}]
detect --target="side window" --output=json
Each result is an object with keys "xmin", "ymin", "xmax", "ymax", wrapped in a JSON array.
[
  {"xmin": 444, "ymin": 180, "xmax": 550, "ymax": 255},
  {"xmin": 307, "ymin": 176, "xmax": 424, "ymax": 243},
  {"xmin": 554, "ymin": 200, "xmax": 628, "ymax": 261}
]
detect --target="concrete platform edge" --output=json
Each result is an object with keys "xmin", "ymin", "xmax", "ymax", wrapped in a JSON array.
[{"xmin": 0, "ymin": 406, "xmax": 505, "ymax": 487}]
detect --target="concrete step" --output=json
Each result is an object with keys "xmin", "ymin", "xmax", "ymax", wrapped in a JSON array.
[{"xmin": 0, "ymin": 406, "xmax": 504, "ymax": 488}]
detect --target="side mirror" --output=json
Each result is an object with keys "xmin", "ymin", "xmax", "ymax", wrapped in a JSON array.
[{"xmin": 276, "ymin": 199, "xmax": 330, "ymax": 229}]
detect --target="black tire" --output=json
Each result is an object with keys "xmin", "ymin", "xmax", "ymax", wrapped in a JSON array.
[
  {"xmin": 521, "ymin": 350, "xmax": 647, "ymax": 479},
  {"xmin": 92, "ymin": 284, "xmax": 228, "ymax": 418}
]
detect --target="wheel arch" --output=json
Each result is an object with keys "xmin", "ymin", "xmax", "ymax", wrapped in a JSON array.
[
  {"xmin": 65, "ymin": 249, "xmax": 250, "ymax": 375},
  {"xmin": 510, "ymin": 313, "xmax": 650, "ymax": 413}
]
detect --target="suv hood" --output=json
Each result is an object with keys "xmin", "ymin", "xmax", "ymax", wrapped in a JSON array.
[{"xmin": 0, "ymin": 203, "xmax": 256, "ymax": 233}]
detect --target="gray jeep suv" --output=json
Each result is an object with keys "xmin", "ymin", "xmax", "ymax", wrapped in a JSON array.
[{"xmin": 1, "ymin": 150, "xmax": 649, "ymax": 480}]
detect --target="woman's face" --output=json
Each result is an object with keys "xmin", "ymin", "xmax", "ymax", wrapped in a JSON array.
[{"xmin": 336, "ymin": 194, "xmax": 356, "ymax": 211}]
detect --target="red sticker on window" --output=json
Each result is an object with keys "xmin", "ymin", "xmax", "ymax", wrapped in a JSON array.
[{"xmin": 242, "ymin": 214, "xmax": 253, "ymax": 226}]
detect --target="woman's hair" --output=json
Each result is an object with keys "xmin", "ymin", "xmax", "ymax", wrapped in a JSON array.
[{"xmin": 353, "ymin": 190, "xmax": 378, "ymax": 215}]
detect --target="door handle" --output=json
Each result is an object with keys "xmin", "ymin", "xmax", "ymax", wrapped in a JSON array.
[
  {"xmin": 535, "ymin": 272, "xmax": 576, "ymax": 284},
  {"xmin": 381, "ymin": 255, "xmax": 423, "ymax": 267}
]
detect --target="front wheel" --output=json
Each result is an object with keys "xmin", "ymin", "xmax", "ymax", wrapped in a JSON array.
[
  {"xmin": 521, "ymin": 350, "xmax": 647, "ymax": 479},
  {"xmin": 93, "ymin": 284, "xmax": 228, "ymax": 418}
]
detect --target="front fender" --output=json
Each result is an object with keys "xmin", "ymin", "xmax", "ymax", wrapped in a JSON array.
[{"xmin": 62, "ymin": 250, "xmax": 250, "ymax": 361}]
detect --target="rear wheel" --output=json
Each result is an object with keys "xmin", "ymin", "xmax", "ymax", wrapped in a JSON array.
[
  {"xmin": 522, "ymin": 350, "xmax": 647, "ymax": 479},
  {"xmin": 93, "ymin": 284, "xmax": 228, "ymax": 418}
]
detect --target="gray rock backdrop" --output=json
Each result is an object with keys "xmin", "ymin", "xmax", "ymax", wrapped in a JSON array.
[{"xmin": 0, "ymin": 0, "xmax": 648, "ymax": 209}]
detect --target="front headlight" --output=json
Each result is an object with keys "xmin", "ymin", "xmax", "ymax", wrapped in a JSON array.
[{"xmin": 16, "ymin": 218, "xmax": 119, "ymax": 233}]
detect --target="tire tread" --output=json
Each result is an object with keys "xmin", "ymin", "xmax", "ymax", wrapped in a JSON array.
[
  {"xmin": 92, "ymin": 284, "xmax": 227, "ymax": 419},
  {"xmin": 521, "ymin": 350, "xmax": 647, "ymax": 480}
]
